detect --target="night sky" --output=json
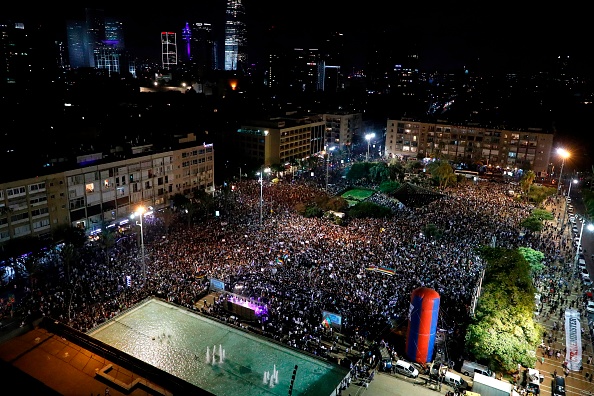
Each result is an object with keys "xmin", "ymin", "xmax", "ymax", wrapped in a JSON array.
[{"xmin": 6, "ymin": 3, "xmax": 593, "ymax": 72}]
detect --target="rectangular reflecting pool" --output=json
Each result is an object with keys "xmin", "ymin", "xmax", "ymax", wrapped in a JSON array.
[{"xmin": 88, "ymin": 298, "xmax": 349, "ymax": 396}]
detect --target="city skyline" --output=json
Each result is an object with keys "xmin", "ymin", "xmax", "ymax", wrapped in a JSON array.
[
  {"xmin": 2, "ymin": 4, "xmax": 593, "ymax": 171},
  {"xmin": 5, "ymin": 3, "xmax": 593, "ymax": 73}
]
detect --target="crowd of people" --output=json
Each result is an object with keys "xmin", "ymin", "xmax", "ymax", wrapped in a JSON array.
[{"xmin": 0, "ymin": 176, "xmax": 558, "ymax": 373}]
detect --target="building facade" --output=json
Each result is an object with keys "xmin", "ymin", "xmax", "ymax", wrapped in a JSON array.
[
  {"xmin": 224, "ymin": 0, "xmax": 247, "ymax": 72},
  {"xmin": 322, "ymin": 112, "xmax": 362, "ymax": 149},
  {"xmin": 66, "ymin": 8, "xmax": 130, "ymax": 74},
  {"xmin": 161, "ymin": 32, "xmax": 178, "ymax": 69},
  {"xmin": 184, "ymin": 22, "xmax": 216, "ymax": 73},
  {"xmin": 384, "ymin": 119, "xmax": 554, "ymax": 176},
  {"xmin": 0, "ymin": 139, "xmax": 214, "ymax": 245},
  {"xmin": 0, "ymin": 175, "xmax": 66, "ymax": 243},
  {"xmin": 236, "ymin": 115, "xmax": 326, "ymax": 167}
]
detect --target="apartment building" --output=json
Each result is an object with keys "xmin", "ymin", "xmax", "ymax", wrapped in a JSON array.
[
  {"xmin": 0, "ymin": 176, "xmax": 65, "ymax": 243},
  {"xmin": 322, "ymin": 112, "xmax": 362, "ymax": 149},
  {"xmin": 0, "ymin": 136, "xmax": 213, "ymax": 245},
  {"xmin": 384, "ymin": 119, "xmax": 554, "ymax": 176}
]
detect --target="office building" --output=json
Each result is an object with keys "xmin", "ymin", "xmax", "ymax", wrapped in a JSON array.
[
  {"xmin": 224, "ymin": 0, "xmax": 247, "ymax": 72},
  {"xmin": 66, "ymin": 20, "xmax": 87, "ymax": 68},
  {"xmin": 384, "ymin": 119, "xmax": 554, "ymax": 176},
  {"xmin": 66, "ymin": 8, "xmax": 129, "ymax": 74},
  {"xmin": 0, "ymin": 136, "xmax": 214, "ymax": 245},
  {"xmin": 236, "ymin": 114, "xmax": 326, "ymax": 167},
  {"xmin": 183, "ymin": 22, "xmax": 217, "ymax": 73},
  {"xmin": 290, "ymin": 48, "xmax": 323, "ymax": 93},
  {"xmin": 104, "ymin": 17, "xmax": 125, "ymax": 49},
  {"xmin": 161, "ymin": 32, "xmax": 178, "ymax": 69},
  {"xmin": 0, "ymin": 20, "xmax": 29, "ymax": 87},
  {"xmin": 94, "ymin": 45, "xmax": 121, "ymax": 75}
]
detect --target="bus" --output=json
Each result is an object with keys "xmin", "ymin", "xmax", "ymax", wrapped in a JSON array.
[{"xmin": 454, "ymin": 169, "xmax": 479, "ymax": 178}]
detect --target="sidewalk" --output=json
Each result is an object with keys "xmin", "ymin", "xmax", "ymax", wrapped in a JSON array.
[{"xmin": 533, "ymin": 197, "xmax": 594, "ymax": 396}]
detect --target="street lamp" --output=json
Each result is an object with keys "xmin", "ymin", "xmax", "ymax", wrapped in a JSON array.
[
  {"xmin": 131, "ymin": 206, "xmax": 146, "ymax": 285},
  {"xmin": 575, "ymin": 217, "xmax": 594, "ymax": 265},
  {"xmin": 560, "ymin": 179, "xmax": 577, "ymax": 234},
  {"xmin": 325, "ymin": 146, "xmax": 336, "ymax": 192},
  {"xmin": 258, "ymin": 167, "xmax": 270, "ymax": 226},
  {"xmin": 365, "ymin": 133, "xmax": 375, "ymax": 162},
  {"xmin": 556, "ymin": 148, "xmax": 569, "ymax": 195}
]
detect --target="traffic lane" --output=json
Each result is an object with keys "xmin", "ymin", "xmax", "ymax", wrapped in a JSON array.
[{"xmin": 565, "ymin": 191, "xmax": 592, "ymax": 277}]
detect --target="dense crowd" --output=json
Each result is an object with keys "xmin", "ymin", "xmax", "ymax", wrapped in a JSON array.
[{"xmin": 1, "ymin": 177, "xmax": 555, "ymax": 366}]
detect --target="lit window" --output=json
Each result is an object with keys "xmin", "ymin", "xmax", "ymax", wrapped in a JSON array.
[{"xmin": 85, "ymin": 183, "xmax": 94, "ymax": 193}]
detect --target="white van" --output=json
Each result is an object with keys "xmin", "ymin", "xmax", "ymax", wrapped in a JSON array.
[
  {"xmin": 444, "ymin": 372, "xmax": 468, "ymax": 389},
  {"xmin": 461, "ymin": 360, "xmax": 493, "ymax": 378},
  {"xmin": 394, "ymin": 360, "xmax": 419, "ymax": 378}
]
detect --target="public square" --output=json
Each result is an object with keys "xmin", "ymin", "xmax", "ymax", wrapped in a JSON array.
[{"xmin": 0, "ymin": 173, "xmax": 593, "ymax": 396}]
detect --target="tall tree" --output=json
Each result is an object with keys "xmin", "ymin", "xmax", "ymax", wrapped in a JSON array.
[
  {"xmin": 369, "ymin": 162, "xmax": 390, "ymax": 183},
  {"xmin": 466, "ymin": 247, "xmax": 542, "ymax": 372},
  {"xmin": 97, "ymin": 223, "xmax": 116, "ymax": 268},
  {"xmin": 387, "ymin": 160, "xmax": 405, "ymax": 181},
  {"xmin": 521, "ymin": 170, "xmax": 536, "ymax": 195},
  {"xmin": 428, "ymin": 161, "xmax": 456, "ymax": 189},
  {"xmin": 346, "ymin": 163, "xmax": 369, "ymax": 181},
  {"xmin": 518, "ymin": 247, "xmax": 545, "ymax": 274},
  {"xmin": 155, "ymin": 207, "xmax": 175, "ymax": 235}
]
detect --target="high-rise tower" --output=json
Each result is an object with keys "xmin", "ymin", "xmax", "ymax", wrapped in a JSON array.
[
  {"xmin": 84, "ymin": 8, "xmax": 105, "ymax": 68},
  {"xmin": 161, "ymin": 32, "xmax": 178, "ymax": 69},
  {"xmin": 184, "ymin": 22, "xmax": 216, "ymax": 74},
  {"xmin": 66, "ymin": 8, "xmax": 128, "ymax": 74},
  {"xmin": 66, "ymin": 20, "xmax": 87, "ymax": 68},
  {"xmin": 105, "ymin": 17, "xmax": 125, "ymax": 49},
  {"xmin": 224, "ymin": 0, "xmax": 247, "ymax": 72}
]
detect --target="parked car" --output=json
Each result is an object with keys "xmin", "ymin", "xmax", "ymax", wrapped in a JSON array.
[
  {"xmin": 394, "ymin": 360, "xmax": 419, "ymax": 378},
  {"xmin": 552, "ymin": 375, "xmax": 566, "ymax": 396},
  {"xmin": 587, "ymin": 301, "xmax": 594, "ymax": 314}
]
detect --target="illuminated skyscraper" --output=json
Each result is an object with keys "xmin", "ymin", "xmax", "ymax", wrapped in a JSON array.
[
  {"xmin": 66, "ymin": 20, "xmax": 87, "ymax": 68},
  {"xmin": 224, "ymin": 0, "xmax": 247, "ymax": 72},
  {"xmin": 182, "ymin": 23, "xmax": 192, "ymax": 62},
  {"xmin": 183, "ymin": 22, "xmax": 216, "ymax": 73},
  {"xmin": 161, "ymin": 32, "xmax": 178, "ymax": 69},
  {"xmin": 66, "ymin": 8, "xmax": 128, "ymax": 74},
  {"xmin": 84, "ymin": 8, "xmax": 105, "ymax": 68},
  {"xmin": 105, "ymin": 17, "xmax": 125, "ymax": 49}
]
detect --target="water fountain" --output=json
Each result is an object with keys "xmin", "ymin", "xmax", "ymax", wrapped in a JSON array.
[{"xmin": 88, "ymin": 298, "xmax": 349, "ymax": 396}]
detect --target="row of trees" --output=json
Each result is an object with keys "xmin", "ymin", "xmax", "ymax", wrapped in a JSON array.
[
  {"xmin": 520, "ymin": 208, "xmax": 554, "ymax": 234},
  {"xmin": 465, "ymin": 246, "xmax": 543, "ymax": 373}
]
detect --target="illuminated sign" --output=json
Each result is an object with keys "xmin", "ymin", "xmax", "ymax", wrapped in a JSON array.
[
  {"xmin": 321, "ymin": 310, "xmax": 342, "ymax": 330},
  {"xmin": 210, "ymin": 278, "xmax": 225, "ymax": 291}
]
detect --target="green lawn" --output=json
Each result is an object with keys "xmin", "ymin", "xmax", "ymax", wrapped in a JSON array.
[{"xmin": 341, "ymin": 188, "xmax": 375, "ymax": 206}]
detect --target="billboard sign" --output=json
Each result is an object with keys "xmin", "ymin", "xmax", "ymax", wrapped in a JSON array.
[
  {"xmin": 321, "ymin": 310, "xmax": 342, "ymax": 331},
  {"xmin": 565, "ymin": 309, "xmax": 582, "ymax": 371},
  {"xmin": 210, "ymin": 278, "xmax": 225, "ymax": 291}
]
